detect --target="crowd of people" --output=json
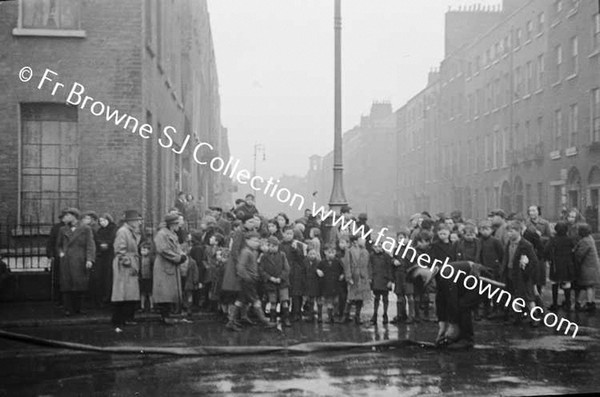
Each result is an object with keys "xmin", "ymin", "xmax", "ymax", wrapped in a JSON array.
[{"xmin": 45, "ymin": 193, "xmax": 600, "ymax": 346}]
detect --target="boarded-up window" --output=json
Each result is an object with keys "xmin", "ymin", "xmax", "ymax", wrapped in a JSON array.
[{"xmin": 21, "ymin": 103, "xmax": 79, "ymax": 224}]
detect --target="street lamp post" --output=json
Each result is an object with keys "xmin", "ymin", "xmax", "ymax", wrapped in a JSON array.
[{"xmin": 324, "ymin": 0, "xmax": 348, "ymax": 244}]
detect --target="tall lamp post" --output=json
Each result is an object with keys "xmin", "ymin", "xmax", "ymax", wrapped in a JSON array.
[
  {"xmin": 253, "ymin": 143, "xmax": 266, "ymax": 203},
  {"xmin": 324, "ymin": 0, "xmax": 348, "ymax": 243}
]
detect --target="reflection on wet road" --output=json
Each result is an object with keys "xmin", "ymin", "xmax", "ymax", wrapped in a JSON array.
[{"xmin": 1, "ymin": 310, "xmax": 600, "ymax": 395}]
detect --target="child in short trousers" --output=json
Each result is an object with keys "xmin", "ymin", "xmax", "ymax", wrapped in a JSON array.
[
  {"xmin": 258, "ymin": 236, "xmax": 291, "ymax": 326},
  {"xmin": 303, "ymin": 248, "xmax": 321, "ymax": 322},
  {"xmin": 317, "ymin": 244, "xmax": 344, "ymax": 323}
]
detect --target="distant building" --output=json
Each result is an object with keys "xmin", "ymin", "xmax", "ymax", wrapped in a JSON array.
[{"xmin": 0, "ymin": 0, "xmax": 230, "ymax": 280}]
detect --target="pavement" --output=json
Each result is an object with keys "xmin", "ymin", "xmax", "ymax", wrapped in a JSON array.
[{"xmin": 0, "ymin": 300, "xmax": 215, "ymax": 328}]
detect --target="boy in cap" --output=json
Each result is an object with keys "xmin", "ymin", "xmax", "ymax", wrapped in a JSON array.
[
  {"xmin": 258, "ymin": 236, "xmax": 291, "ymax": 326},
  {"xmin": 233, "ymin": 231, "xmax": 276, "ymax": 330}
]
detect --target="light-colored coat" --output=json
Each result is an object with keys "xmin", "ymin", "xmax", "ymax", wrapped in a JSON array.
[
  {"xmin": 343, "ymin": 245, "xmax": 371, "ymax": 301},
  {"xmin": 152, "ymin": 226, "xmax": 184, "ymax": 303},
  {"xmin": 111, "ymin": 224, "xmax": 141, "ymax": 302}
]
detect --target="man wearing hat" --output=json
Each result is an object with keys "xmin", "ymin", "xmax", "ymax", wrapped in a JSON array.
[
  {"xmin": 489, "ymin": 209, "xmax": 509, "ymax": 247},
  {"xmin": 110, "ymin": 210, "xmax": 143, "ymax": 332},
  {"xmin": 153, "ymin": 213, "xmax": 187, "ymax": 325},
  {"xmin": 56, "ymin": 208, "xmax": 96, "ymax": 316},
  {"xmin": 46, "ymin": 208, "xmax": 68, "ymax": 306}
]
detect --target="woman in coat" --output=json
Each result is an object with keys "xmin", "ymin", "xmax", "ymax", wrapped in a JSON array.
[
  {"xmin": 56, "ymin": 208, "xmax": 95, "ymax": 316},
  {"xmin": 153, "ymin": 213, "xmax": 187, "ymax": 324},
  {"xmin": 111, "ymin": 210, "xmax": 143, "ymax": 332},
  {"xmin": 544, "ymin": 221, "xmax": 576, "ymax": 311},
  {"xmin": 91, "ymin": 213, "xmax": 117, "ymax": 306},
  {"xmin": 574, "ymin": 223, "xmax": 600, "ymax": 312}
]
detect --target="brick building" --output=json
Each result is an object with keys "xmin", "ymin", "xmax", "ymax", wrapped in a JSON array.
[
  {"xmin": 303, "ymin": 0, "xmax": 599, "ymax": 231},
  {"xmin": 0, "ymin": 0, "xmax": 230, "ymax": 283}
]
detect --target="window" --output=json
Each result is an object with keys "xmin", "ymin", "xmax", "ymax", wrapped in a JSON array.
[
  {"xmin": 475, "ymin": 56, "xmax": 481, "ymax": 73},
  {"xmin": 555, "ymin": 0, "xmax": 563, "ymax": 14},
  {"xmin": 592, "ymin": 88, "xmax": 600, "ymax": 142},
  {"xmin": 156, "ymin": 0, "xmax": 162, "ymax": 66},
  {"xmin": 568, "ymin": 104, "xmax": 578, "ymax": 147},
  {"xmin": 536, "ymin": 53, "xmax": 544, "ymax": 89},
  {"xmin": 555, "ymin": 45, "xmax": 562, "ymax": 81},
  {"xmin": 504, "ymin": 35, "xmax": 510, "ymax": 53},
  {"xmin": 20, "ymin": 0, "xmax": 80, "ymax": 30},
  {"xmin": 525, "ymin": 120, "xmax": 532, "ymax": 146},
  {"xmin": 145, "ymin": 0, "xmax": 153, "ymax": 49},
  {"xmin": 484, "ymin": 135, "xmax": 490, "ymax": 171},
  {"xmin": 495, "ymin": 129, "xmax": 501, "ymax": 168},
  {"xmin": 526, "ymin": 20, "xmax": 533, "ymax": 41},
  {"xmin": 538, "ymin": 12, "xmax": 545, "ymax": 34},
  {"xmin": 570, "ymin": 36, "xmax": 578, "ymax": 75},
  {"xmin": 554, "ymin": 109, "xmax": 563, "ymax": 150},
  {"xmin": 503, "ymin": 128, "xmax": 509, "ymax": 167},
  {"xmin": 495, "ymin": 78, "xmax": 501, "ymax": 108},
  {"xmin": 537, "ymin": 116, "xmax": 543, "ymax": 144},
  {"xmin": 515, "ymin": 28, "xmax": 522, "ymax": 48},
  {"xmin": 20, "ymin": 103, "xmax": 79, "ymax": 225},
  {"xmin": 514, "ymin": 66, "xmax": 522, "ymax": 97},
  {"xmin": 593, "ymin": 14, "xmax": 600, "ymax": 51}
]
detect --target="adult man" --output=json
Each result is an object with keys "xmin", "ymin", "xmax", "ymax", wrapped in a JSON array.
[
  {"xmin": 111, "ymin": 210, "xmax": 143, "ymax": 333},
  {"xmin": 153, "ymin": 213, "xmax": 187, "ymax": 325},
  {"xmin": 56, "ymin": 208, "xmax": 96, "ymax": 316},
  {"xmin": 356, "ymin": 213, "xmax": 372, "ymax": 252},
  {"xmin": 238, "ymin": 194, "xmax": 259, "ymax": 218},
  {"xmin": 174, "ymin": 192, "xmax": 187, "ymax": 215},
  {"xmin": 210, "ymin": 206, "xmax": 232, "ymax": 237}
]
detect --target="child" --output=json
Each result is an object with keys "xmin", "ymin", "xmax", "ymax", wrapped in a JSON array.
[
  {"xmin": 449, "ymin": 231, "xmax": 460, "ymax": 244},
  {"xmin": 317, "ymin": 244, "xmax": 344, "ymax": 323},
  {"xmin": 336, "ymin": 236, "xmax": 350, "ymax": 317},
  {"xmin": 412, "ymin": 230, "xmax": 434, "ymax": 322},
  {"xmin": 258, "ymin": 236, "xmax": 291, "ymax": 326},
  {"xmin": 279, "ymin": 226, "xmax": 306, "ymax": 322},
  {"xmin": 454, "ymin": 224, "xmax": 482, "ymax": 320},
  {"xmin": 503, "ymin": 220, "xmax": 539, "ymax": 326},
  {"xmin": 183, "ymin": 253, "xmax": 201, "ymax": 320},
  {"xmin": 341, "ymin": 236, "xmax": 371, "ymax": 325},
  {"xmin": 368, "ymin": 243, "xmax": 394, "ymax": 325},
  {"xmin": 544, "ymin": 221, "xmax": 575, "ymax": 312},
  {"xmin": 478, "ymin": 220, "xmax": 504, "ymax": 318},
  {"xmin": 189, "ymin": 231, "xmax": 207, "ymax": 309},
  {"xmin": 455, "ymin": 225, "xmax": 481, "ymax": 262},
  {"xmin": 203, "ymin": 233, "xmax": 225, "ymax": 311},
  {"xmin": 229, "ymin": 231, "xmax": 276, "ymax": 331},
  {"xmin": 574, "ymin": 223, "xmax": 600, "ymax": 312},
  {"xmin": 139, "ymin": 241, "xmax": 154, "ymax": 312},
  {"xmin": 391, "ymin": 229, "xmax": 412, "ymax": 324},
  {"xmin": 303, "ymin": 248, "xmax": 321, "ymax": 322}
]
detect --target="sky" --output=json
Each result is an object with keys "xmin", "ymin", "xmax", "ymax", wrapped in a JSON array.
[{"xmin": 208, "ymin": 0, "xmax": 500, "ymax": 179}]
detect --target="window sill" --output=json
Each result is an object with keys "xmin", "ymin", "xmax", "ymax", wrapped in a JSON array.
[
  {"xmin": 146, "ymin": 43, "xmax": 155, "ymax": 58},
  {"xmin": 565, "ymin": 146, "xmax": 577, "ymax": 156},
  {"xmin": 536, "ymin": 32, "xmax": 544, "ymax": 39},
  {"xmin": 565, "ymin": 73, "xmax": 577, "ymax": 81},
  {"xmin": 513, "ymin": 46, "xmax": 521, "ymax": 52},
  {"xmin": 534, "ymin": 88, "xmax": 543, "ymax": 95},
  {"xmin": 566, "ymin": 8, "xmax": 578, "ymax": 19},
  {"xmin": 551, "ymin": 19, "xmax": 561, "ymax": 29},
  {"xmin": 523, "ymin": 93, "xmax": 532, "ymax": 100},
  {"xmin": 524, "ymin": 39, "xmax": 532, "ymax": 46},
  {"xmin": 551, "ymin": 80, "xmax": 562, "ymax": 88},
  {"xmin": 12, "ymin": 28, "xmax": 86, "ymax": 38},
  {"xmin": 589, "ymin": 49, "xmax": 600, "ymax": 58},
  {"xmin": 550, "ymin": 150, "xmax": 561, "ymax": 160}
]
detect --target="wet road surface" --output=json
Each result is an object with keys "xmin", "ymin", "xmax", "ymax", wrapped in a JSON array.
[{"xmin": 1, "ymin": 306, "xmax": 600, "ymax": 396}]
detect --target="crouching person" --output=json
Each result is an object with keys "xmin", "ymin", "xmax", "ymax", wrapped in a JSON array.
[
  {"xmin": 426, "ymin": 260, "xmax": 490, "ymax": 349},
  {"xmin": 236, "ymin": 231, "xmax": 276, "ymax": 329}
]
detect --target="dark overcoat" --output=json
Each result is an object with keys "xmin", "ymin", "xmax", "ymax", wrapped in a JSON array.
[
  {"xmin": 544, "ymin": 235, "xmax": 575, "ymax": 283},
  {"xmin": 501, "ymin": 238, "xmax": 538, "ymax": 302},
  {"xmin": 368, "ymin": 251, "xmax": 393, "ymax": 291},
  {"xmin": 304, "ymin": 257, "xmax": 320, "ymax": 298},
  {"xmin": 57, "ymin": 223, "xmax": 95, "ymax": 292},
  {"xmin": 317, "ymin": 258, "xmax": 344, "ymax": 297},
  {"xmin": 574, "ymin": 235, "xmax": 600, "ymax": 287},
  {"xmin": 280, "ymin": 240, "xmax": 306, "ymax": 296}
]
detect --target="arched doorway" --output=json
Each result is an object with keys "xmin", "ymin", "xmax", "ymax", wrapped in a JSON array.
[
  {"xmin": 513, "ymin": 176, "xmax": 524, "ymax": 216},
  {"xmin": 566, "ymin": 167, "xmax": 582, "ymax": 209},
  {"xmin": 500, "ymin": 181, "xmax": 512, "ymax": 213},
  {"xmin": 588, "ymin": 166, "xmax": 600, "ymax": 232}
]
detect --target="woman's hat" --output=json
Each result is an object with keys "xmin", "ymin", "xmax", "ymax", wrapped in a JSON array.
[
  {"xmin": 164, "ymin": 213, "xmax": 180, "ymax": 225},
  {"xmin": 123, "ymin": 210, "xmax": 143, "ymax": 221},
  {"xmin": 82, "ymin": 210, "xmax": 99, "ymax": 221}
]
